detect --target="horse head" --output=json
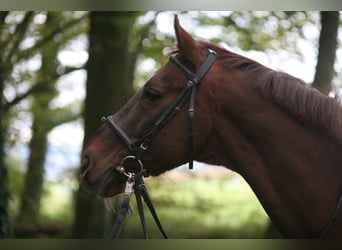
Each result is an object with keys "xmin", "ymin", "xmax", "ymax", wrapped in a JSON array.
[{"xmin": 80, "ymin": 16, "xmax": 219, "ymax": 197}]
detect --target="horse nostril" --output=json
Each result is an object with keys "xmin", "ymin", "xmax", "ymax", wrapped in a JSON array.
[{"xmin": 80, "ymin": 155, "xmax": 93, "ymax": 178}]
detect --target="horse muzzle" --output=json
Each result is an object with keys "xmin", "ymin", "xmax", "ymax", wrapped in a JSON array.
[{"xmin": 79, "ymin": 154, "xmax": 126, "ymax": 197}]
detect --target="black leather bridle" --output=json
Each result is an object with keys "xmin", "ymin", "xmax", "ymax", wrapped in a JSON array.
[
  {"xmin": 102, "ymin": 49, "xmax": 217, "ymax": 174},
  {"xmin": 102, "ymin": 49, "xmax": 217, "ymax": 238}
]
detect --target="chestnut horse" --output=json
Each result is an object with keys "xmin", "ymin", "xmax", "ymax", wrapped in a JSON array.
[{"xmin": 80, "ymin": 16, "xmax": 342, "ymax": 238}]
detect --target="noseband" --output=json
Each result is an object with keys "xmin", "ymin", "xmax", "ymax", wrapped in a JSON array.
[{"xmin": 101, "ymin": 49, "xmax": 217, "ymax": 238}]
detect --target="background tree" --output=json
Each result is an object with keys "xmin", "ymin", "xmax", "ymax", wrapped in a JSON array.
[
  {"xmin": 312, "ymin": 11, "xmax": 340, "ymax": 94},
  {"xmin": 0, "ymin": 11, "xmax": 32, "ymax": 238},
  {"xmin": 0, "ymin": 11, "xmax": 86, "ymax": 237},
  {"xmin": 72, "ymin": 11, "xmax": 157, "ymax": 238},
  {"xmin": 16, "ymin": 12, "xmax": 85, "ymax": 226},
  {"xmin": 0, "ymin": 12, "xmax": 11, "ymax": 238}
]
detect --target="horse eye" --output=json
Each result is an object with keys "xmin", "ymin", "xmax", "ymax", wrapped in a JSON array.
[{"xmin": 144, "ymin": 89, "xmax": 162, "ymax": 102}]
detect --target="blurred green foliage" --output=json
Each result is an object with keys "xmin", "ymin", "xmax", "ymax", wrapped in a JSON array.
[
  {"xmin": 7, "ymin": 157, "xmax": 74, "ymax": 237},
  {"xmin": 119, "ymin": 172, "xmax": 269, "ymax": 238}
]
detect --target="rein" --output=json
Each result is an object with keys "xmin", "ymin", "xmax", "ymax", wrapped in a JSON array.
[
  {"xmin": 103, "ymin": 49, "xmax": 217, "ymax": 239},
  {"xmin": 110, "ymin": 167, "xmax": 168, "ymax": 239}
]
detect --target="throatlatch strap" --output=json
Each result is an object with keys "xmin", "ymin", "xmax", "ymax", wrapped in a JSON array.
[
  {"xmin": 188, "ymin": 87, "xmax": 196, "ymax": 169},
  {"xmin": 169, "ymin": 50, "xmax": 217, "ymax": 169}
]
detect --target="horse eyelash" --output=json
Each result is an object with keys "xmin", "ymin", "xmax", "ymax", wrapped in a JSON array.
[{"xmin": 144, "ymin": 89, "xmax": 162, "ymax": 102}]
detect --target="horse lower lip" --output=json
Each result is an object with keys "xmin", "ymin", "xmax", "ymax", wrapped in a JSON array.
[
  {"xmin": 97, "ymin": 186, "xmax": 109, "ymax": 197},
  {"xmin": 97, "ymin": 181, "xmax": 123, "ymax": 198},
  {"xmin": 80, "ymin": 177, "xmax": 112, "ymax": 197},
  {"xmin": 96, "ymin": 167, "xmax": 124, "ymax": 197}
]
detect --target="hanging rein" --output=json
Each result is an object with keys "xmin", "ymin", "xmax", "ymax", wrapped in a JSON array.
[
  {"xmin": 102, "ymin": 49, "xmax": 217, "ymax": 239},
  {"xmin": 108, "ymin": 162, "xmax": 168, "ymax": 239}
]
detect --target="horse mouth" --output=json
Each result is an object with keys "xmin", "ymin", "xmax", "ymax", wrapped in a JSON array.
[
  {"xmin": 97, "ymin": 167, "xmax": 127, "ymax": 197},
  {"xmin": 81, "ymin": 166, "xmax": 126, "ymax": 198}
]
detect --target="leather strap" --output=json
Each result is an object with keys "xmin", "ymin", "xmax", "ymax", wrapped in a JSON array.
[
  {"xmin": 103, "ymin": 116, "xmax": 137, "ymax": 154},
  {"xmin": 134, "ymin": 173, "xmax": 168, "ymax": 239},
  {"xmin": 111, "ymin": 172, "xmax": 168, "ymax": 239},
  {"xmin": 169, "ymin": 50, "xmax": 217, "ymax": 169}
]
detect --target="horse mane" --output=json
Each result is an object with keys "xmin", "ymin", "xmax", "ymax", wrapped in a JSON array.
[{"xmin": 200, "ymin": 41, "xmax": 342, "ymax": 141}]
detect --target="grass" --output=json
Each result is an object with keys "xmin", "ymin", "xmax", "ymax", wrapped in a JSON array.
[{"xmin": 118, "ymin": 170, "xmax": 270, "ymax": 238}]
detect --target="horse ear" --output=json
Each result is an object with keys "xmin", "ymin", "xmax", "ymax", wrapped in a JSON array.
[{"xmin": 174, "ymin": 15, "xmax": 203, "ymax": 65}]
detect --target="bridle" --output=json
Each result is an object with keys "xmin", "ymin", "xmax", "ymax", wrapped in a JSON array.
[
  {"xmin": 103, "ymin": 49, "xmax": 217, "ymax": 171},
  {"xmin": 102, "ymin": 49, "xmax": 217, "ymax": 238}
]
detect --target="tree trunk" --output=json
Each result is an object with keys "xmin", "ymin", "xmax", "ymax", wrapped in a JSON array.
[
  {"xmin": 312, "ymin": 11, "xmax": 339, "ymax": 94},
  {"xmin": 0, "ymin": 76, "xmax": 11, "ymax": 238},
  {"xmin": 72, "ymin": 11, "xmax": 138, "ymax": 238},
  {"xmin": 16, "ymin": 13, "xmax": 61, "ymax": 225},
  {"xmin": 16, "ymin": 118, "xmax": 49, "ymax": 224},
  {"xmin": 0, "ymin": 11, "xmax": 11, "ymax": 237}
]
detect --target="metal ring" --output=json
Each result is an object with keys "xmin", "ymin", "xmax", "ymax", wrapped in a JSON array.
[{"xmin": 116, "ymin": 155, "xmax": 144, "ymax": 176}]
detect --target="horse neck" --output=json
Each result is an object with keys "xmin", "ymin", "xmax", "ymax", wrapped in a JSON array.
[{"xmin": 199, "ymin": 78, "xmax": 342, "ymax": 237}]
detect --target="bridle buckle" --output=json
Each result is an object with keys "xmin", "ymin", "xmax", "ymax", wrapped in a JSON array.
[{"xmin": 140, "ymin": 142, "xmax": 149, "ymax": 151}]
